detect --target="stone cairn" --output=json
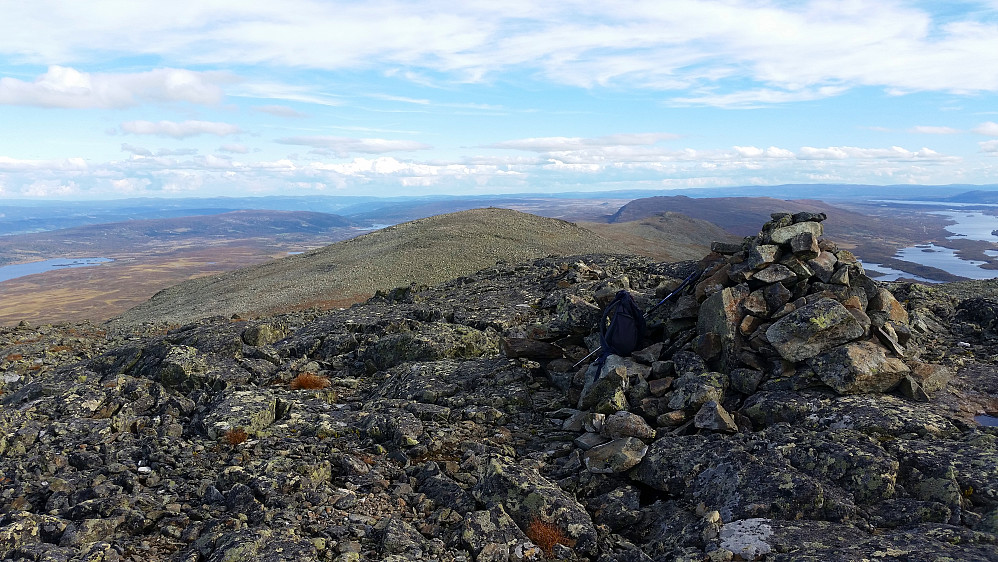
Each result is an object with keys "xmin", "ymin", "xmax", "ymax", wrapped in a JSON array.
[{"xmin": 564, "ymin": 211, "xmax": 950, "ymax": 473}]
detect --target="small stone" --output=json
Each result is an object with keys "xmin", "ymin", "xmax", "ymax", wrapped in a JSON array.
[
  {"xmin": 747, "ymin": 245, "xmax": 781, "ymax": 270},
  {"xmin": 656, "ymin": 410, "xmax": 688, "ymax": 428},
  {"xmin": 693, "ymin": 401, "xmax": 738, "ymax": 433},
  {"xmin": 583, "ymin": 437, "xmax": 649, "ymax": 474},
  {"xmin": 751, "ymin": 264, "xmax": 796, "ymax": 285},
  {"xmin": 648, "ymin": 377, "xmax": 674, "ymax": 396},
  {"xmin": 601, "ymin": 411, "xmax": 656, "ymax": 440},
  {"xmin": 574, "ymin": 432, "xmax": 611, "ymax": 450},
  {"xmin": 790, "ymin": 232, "xmax": 820, "ymax": 260},
  {"xmin": 729, "ymin": 368, "xmax": 764, "ymax": 395},
  {"xmin": 808, "ymin": 251, "xmax": 838, "ymax": 283}
]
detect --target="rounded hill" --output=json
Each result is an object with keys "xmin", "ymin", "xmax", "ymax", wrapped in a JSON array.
[{"xmin": 110, "ymin": 208, "xmax": 618, "ymax": 327}]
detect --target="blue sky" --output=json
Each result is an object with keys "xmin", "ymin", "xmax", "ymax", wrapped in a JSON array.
[{"xmin": 1, "ymin": 0, "xmax": 997, "ymax": 199}]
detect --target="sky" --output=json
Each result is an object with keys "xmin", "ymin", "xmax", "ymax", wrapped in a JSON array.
[{"xmin": 1, "ymin": 0, "xmax": 998, "ymax": 200}]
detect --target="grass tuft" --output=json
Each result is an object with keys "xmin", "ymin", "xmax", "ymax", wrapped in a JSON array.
[
  {"xmin": 223, "ymin": 427, "xmax": 249, "ymax": 445},
  {"xmin": 526, "ymin": 518, "xmax": 576, "ymax": 557},
  {"xmin": 290, "ymin": 372, "xmax": 330, "ymax": 390}
]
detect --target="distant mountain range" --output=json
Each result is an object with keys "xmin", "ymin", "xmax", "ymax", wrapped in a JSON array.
[{"xmin": 4, "ymin": 184, "xmax": 995, "ymax": 236}]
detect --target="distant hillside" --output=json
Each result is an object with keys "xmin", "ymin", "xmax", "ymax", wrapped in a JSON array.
[
  {"xmin": 581, "ymin": 212, "xmax": 737, "ymax": 261},
  {"xmin": 0, "ymin": 210, "xmax": 356, "ymax": 266},
  {"xmin": 942, "ymin": 190, "xmax": 998, "ymax": 204},
  {"xmin": 609, "ymin": 196, "xmax": 854, "ymax": 235},
  {"xmin": 109, "ymin": 208, "xmax": 627, "ymax": 328},
  {"xmin": 609, "ymin": 195, "xmax": 947, "ymax": 243}
]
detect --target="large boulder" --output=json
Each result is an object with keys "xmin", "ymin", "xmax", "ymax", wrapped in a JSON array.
[
  {"xmin": 766, "ymin": 298, "xmax": 865, "ymax": 362},
  {"xmin": 808, "ymin": 340, "xmax": 910, "ymax": 394}
]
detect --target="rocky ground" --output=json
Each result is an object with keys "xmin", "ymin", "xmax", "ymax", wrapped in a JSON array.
[{"xmin": 1, "ymin": 213, "xmax": 998, "ymax": 561}]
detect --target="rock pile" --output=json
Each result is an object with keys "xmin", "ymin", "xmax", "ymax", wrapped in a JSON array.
[{"xmin": 571, "ymin": 212, "xmax": 951, "ymax": 440}]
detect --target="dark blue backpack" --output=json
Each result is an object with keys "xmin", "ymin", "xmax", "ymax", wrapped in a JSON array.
[{"xmin": 597, "ymin": 290, "xmax": 646, "ymax": 366}]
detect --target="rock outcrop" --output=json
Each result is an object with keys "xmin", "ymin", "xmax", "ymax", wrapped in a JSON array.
[{"xmin": 0, "ymin": 213, "xmax": 996, "ymax": 561}]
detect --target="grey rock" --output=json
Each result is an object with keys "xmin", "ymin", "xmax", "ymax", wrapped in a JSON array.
[
  {"xmin": 460, "ymin": 506, "xmax": 531, "ymax": 559},
  {"xmin": 601, "ymin": 411, "xmax": 656, "ymax": 440},
  {"xmin": 766, "ymin": 298, "xmax": 865, "ymax": 362},
  {"xmin": 574, "ymin": 432, "xmax": 611, "ymax": 450},
  {"xmin": 729, "ymin": 368, "xmax": 764, "ymax": 395},
  {"xmin": 751, "ymin": 264, "xmax": 797, "ymax": 285},
  {"xmin": 770, "ymin": 221, "xmax": 823, "ymax": 245},
  {"xmin": 583, "ymin": 437, "xmax": 649, "ymax": 474},
  {"xmin": 202, "ymin": 389, "xmax": 279, "ymax": 439},
  {"xmin": 693, "ymin": 401, "xmax": 738, "ymax": 433},
  {"xmin": 668, "ymin": 371, "xmax": 728, "ymax": 412},
  {"xmin": 808, "ymin": 340, "xmax": 910, "ymax": 394},
  {"xmin": 475, "ymin": 456, "xmax": 598, "ymax": 556}
]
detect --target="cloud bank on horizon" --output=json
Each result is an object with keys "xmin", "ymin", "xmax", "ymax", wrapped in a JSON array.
[{"xmin": 1, "ymin": 0, "xmax": 997, "ymax": 199}]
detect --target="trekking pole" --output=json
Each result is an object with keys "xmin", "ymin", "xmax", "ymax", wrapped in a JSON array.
[{"xmin": 571, "ymin": 267, "xmax": 704, "ymax": 369}]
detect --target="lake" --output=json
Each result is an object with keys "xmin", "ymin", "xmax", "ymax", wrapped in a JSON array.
[
  {"xmin": 866, "ymin": 209, "xmax": 998, "ymax": 282},
  {"xmin": 0, "ymin": 257, "xmax": 113, "ymax": 283}
]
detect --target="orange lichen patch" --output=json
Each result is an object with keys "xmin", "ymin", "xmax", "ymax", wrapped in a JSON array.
[
  {"xmin": 223, "ymin": 427, "xmax": 249, "ymax": 445},
  {"xmin": 526, "ymin": 519, "xmax": 576, "ymax": 557},
  {"xmin": 290, "ymin": 372, "xmax": 330, "ymax": 390},
  {"xmin": 3, "ymin": 354, "xmax": 23, "ymax": 361},
  {"xmin": 48, "ymin": 345, "xmax": 74, "ymax": 353}
]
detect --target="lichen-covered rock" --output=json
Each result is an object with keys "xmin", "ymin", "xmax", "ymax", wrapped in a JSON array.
[
  {"xmin": 766, "ymin": 298, "xmax": 866, "ymax": 361},
  {"xmin": 668, "ymin": 371, "xmax": 728, "ymax": 412},
  {"xmin": 579, "ymin": 365, "xmax": 629, "ymax": 413},
  {"xmin": 693, "ymin": 400, "xmax": 738, "ymax": 433},
  {"xmin": 601, "ymin": 411, "xmax": 656, "ymax": 440},
  {"xmin": 366, "ymin": 323, "xmax": 498, "ymax": 370},
  {"xmin": 474, "ymin": 456, "xmax": 598, "ymax": 556},
  {"xmin": 696, "ymin": 285, "xmax": 749, "ymax": 369},
  {"xmin": 583, "ymin": 437, "xmax": 649, "ymax": 473},
  {"xmin": 241, "ymin": 323, "xmax": 284, "ymax": 347},
  {"xmin": 769, "ymin": 220, "xmax": 823, "ymax": 245},
  {"xmin": 808, "ymin": 340, "xmax": 910, "ymax": 394},
  {"xmin": 201, "ymin": 389, "xmax": 280, "ymax": 439},
  {"xmin": 460, "ymin": 505, "xmax": 533, "ymax": 560}
]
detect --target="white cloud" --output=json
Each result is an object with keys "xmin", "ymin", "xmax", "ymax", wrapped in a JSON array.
[
  {"xmin": 219, "ymin": 143, "xmax": 250, "ymax": 154},
  {"xmin": 111, "ymin": 177, "xmax": 151, "ymax": 193},
  {"xmin": 253, "ymin": 105, "xmax": 307, "ymax": 118},
  {"xmin": 669, "ymin": 86, "xmax": 850, "ymax": 108},
  {"xmin": 3, "ymin": 2, "xmax": 997, "ymax": 105},
  {"xmin": 908, "ymin": 126, "xmax": 960, "ymax": 134},
  {"xmin": 973, "ymin": 121, "xmax": 998, "ymax": 136},
  {"xmin": 121, "ymin": 143, "xmax": 153, "ymax": 157},
  {"xmin": 0, "ymin": 66, "xmax": 227, "ymax": 108},
  {"xmin": 276, "ymin": 136, "xmax": 432, "ymax": 155},
  {"xmin": 121, "ymin": 120, "xmax": 243, "ymax": 138},
  {"xmin": 121, "ymin": 143, "xmax": 198, "ymax": 157},
  {"xmin": 796, "ymin": 146, "xmax": 952, "ymax": 161},
  {"xmin": 733, "ymin": 146, "xmax": 795, "ymax": 158},
  {"xmin": 981, "ymin": 140, "xmax": 998, "ymax": 153},
  {"xmin": 0, "ymin": 156, "xmax": 87, "ymax": 171},
  {"xmin": 20, "ymin": 180, "xmax": 81, "ymax": 197},
  {"xmin": 489, "ymin": 133, "xmax": 678, "ymax": 151}
]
